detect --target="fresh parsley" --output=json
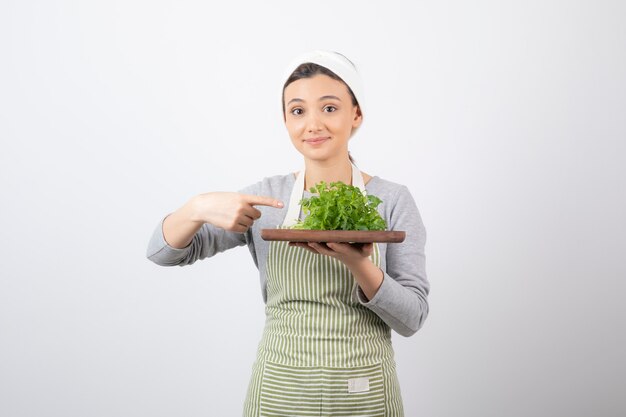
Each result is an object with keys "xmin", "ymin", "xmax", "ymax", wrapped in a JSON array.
[{"xmin": 291, "ymin": 181, "xmax": 387, "ymax": 231}]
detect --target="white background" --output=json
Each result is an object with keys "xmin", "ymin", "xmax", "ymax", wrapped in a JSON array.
[{"xmin": 1, "ymin": 1, "xmax": 625, "ymax": 416}]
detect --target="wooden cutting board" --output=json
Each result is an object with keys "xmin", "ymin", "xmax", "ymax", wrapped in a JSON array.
[{"xmin": 261, "ymin": 229, "xmax": 406, "ymax": 243}]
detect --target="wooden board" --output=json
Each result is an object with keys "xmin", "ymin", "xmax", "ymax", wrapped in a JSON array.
[{"xmin": 261, "ymin": 229, "xmax": 406, "ymax": 243}]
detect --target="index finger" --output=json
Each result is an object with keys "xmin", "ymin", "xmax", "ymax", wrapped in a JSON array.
[{"xmin": 241, "ymin": 194, "xmax": 284, "ymax": 208}]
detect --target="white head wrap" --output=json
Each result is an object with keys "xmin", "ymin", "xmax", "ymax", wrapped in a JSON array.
[{"xmin": 280, "ymin": 50, "xmax": 365, "ymax": 138}]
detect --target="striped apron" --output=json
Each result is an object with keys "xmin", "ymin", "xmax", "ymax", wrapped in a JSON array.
[{"xmin": 243, "ymin": 163, "xmax": 404, "ymax": 416}]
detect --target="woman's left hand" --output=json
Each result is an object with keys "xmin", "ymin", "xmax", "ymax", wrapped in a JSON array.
[{"xmin": 289, "ymin": 241, "xmax": 373, "ymax": 267}]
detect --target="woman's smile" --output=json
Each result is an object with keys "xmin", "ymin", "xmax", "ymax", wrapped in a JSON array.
[{"xmin": 304, "ymin": 136, "xmax": 330, "ymax": 145}]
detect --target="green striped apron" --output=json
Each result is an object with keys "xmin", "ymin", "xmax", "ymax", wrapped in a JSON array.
[{"xmin": 243, "ymin": 163, "xmax": 404, "ymax": 416}]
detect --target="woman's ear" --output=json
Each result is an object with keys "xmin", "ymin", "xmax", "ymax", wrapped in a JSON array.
[{"xmin": 352, "ymin": 105, "xmax": 363, "ymax": 129}]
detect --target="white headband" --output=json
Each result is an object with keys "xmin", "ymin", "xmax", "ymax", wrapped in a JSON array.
[{"xmin": 280, "ymin": 50, "xmax": 365, "ymax": 137}]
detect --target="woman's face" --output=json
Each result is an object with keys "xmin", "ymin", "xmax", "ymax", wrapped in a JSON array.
[{"xmin": 283, "ymin": 74, "xmax": 362, "ymax": 163}]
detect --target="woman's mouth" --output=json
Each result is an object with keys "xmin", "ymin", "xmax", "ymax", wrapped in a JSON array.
[{"xmin": 304, "ymin": 137, "xmax": 330, "ymax": 145}]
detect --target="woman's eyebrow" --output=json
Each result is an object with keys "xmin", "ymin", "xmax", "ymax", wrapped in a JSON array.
[{"xmin": 287, "ymin": 95, "xmax": 342, "ymax": 105}]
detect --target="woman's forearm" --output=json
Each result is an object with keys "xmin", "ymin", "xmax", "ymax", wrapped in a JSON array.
[
  {"xmin": 346, "ymin": 258, "xmax": 384, "ymax": 301},
  {"xmin": 162, "ymin": 196, "xmax": 203, "ymax": 249}
]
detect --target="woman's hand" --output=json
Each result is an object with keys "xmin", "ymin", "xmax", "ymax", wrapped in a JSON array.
[
  {"xmin": 289, "ymin": 241, "xmax": 373, "ymax": 268},
  {"xmin": 191, "ymin": 192, "xmax": 283, "ymax": 233}
]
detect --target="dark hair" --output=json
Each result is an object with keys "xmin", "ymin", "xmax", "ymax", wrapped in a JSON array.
[{"xmin": 282, "ymin": 62, "xmax": 360, "ymax": 165}]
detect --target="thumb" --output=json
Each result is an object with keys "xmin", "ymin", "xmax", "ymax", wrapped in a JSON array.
[{"xmin": 242, "ymin": 194, "xmax": 284, "ymax": 208}]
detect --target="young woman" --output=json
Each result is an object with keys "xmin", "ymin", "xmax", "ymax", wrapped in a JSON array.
[{"xmin": 146, "ymin": 50, "xmax": 430, "ymax": 417}]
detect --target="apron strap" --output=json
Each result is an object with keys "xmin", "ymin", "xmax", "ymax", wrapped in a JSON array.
[{"xmin": 282, "ymin": 162, "xmax": 365, "ymax": 227}]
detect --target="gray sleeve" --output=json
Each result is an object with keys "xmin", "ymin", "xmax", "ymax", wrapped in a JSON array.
[
  {"xmin": 354, "ymin": 185, "xmax": 430, "ymax": 337},
  {"xmin": 145, "ymin": 182, "xmax": 259, "ymax": 267}
]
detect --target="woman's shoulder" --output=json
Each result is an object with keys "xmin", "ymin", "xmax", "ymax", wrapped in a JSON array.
[
  {"xmin": 367, "ymin": 176, "xmax": 423, "ymax": 227},
  {"xmin": 262, "ymin": 172, "xmax": 296, "ymax": 188},
  {"xmin": 366, "ymin": 175, "xmax": 411, "ymax": 202},
  {"xmin": 238, "ymin": 172, "xmax": 295, "ymax": 197}
]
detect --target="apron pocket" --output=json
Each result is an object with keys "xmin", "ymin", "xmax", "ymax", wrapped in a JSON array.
[
  {"xmin": 259, "ymin": 360, "xmax": 386, "ymax": 417},
  {"xmin": 321, "ymin": 362, "xmax": 386, "ymax": 417}
]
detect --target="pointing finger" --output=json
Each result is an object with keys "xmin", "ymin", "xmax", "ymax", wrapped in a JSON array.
[{"xmin": 242, "ymin": 194, "xmax": 284, "ymax": 208}]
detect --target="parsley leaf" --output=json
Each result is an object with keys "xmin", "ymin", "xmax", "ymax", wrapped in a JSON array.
[{"xmin": 290, "ymin": 180, "xmax": 387, "ymax": 231}]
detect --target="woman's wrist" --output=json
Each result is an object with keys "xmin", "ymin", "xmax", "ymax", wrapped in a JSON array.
[
  {"xmin": 187, "ymin": 195, "xmax": 205, "ymax": 224},
  {"xmin": 346, "ymin": 258, "xmax": 384, "ymax": 301}
]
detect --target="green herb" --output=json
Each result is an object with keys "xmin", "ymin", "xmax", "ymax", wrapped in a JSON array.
[{"xmin": 291, "ymin": 181, "xmax": 387, "ymax": 231}]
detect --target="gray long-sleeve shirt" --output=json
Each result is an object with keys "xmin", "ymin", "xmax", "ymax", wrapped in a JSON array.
[{"xmin": 146, "ymin": 172, "xmax": 429, "ymax": 337}]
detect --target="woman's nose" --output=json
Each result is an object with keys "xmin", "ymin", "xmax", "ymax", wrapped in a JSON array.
[{"xmin": 306, "ymin": 111, "xmax": 324, "ymax": 131}]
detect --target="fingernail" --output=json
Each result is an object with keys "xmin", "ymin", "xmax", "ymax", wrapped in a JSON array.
[{"xmin": 277, "ymin": 201, "xmax": 284, "ymax": 207}]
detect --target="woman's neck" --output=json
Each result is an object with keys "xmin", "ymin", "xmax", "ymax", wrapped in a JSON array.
[{"xmin": 303, "ymin": 159, "xmax": 353, "ymax": 192}]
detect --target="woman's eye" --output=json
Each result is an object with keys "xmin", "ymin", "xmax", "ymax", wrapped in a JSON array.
[
  {"xmin": 324, "ymin": 106, "xmax": 337, "ymax": 112},
  {"xmin": 291, "ymin": 108, "xmax": 303, "ymax": 115}
]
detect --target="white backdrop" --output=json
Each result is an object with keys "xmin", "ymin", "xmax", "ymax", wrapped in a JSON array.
[{"xmin": 1, "ymin": 1, "xmax": 625, "ymax": 416}]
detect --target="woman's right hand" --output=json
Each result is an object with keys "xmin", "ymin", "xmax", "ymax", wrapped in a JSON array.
[{"xmin": 190, "ymin": 192, "xmax": 284, "ymax": 233}]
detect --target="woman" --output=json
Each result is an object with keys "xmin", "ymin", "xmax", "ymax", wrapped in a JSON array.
[{"xmin": 146, "ymin": 50, "xmax": 430, "ymax": 416}]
